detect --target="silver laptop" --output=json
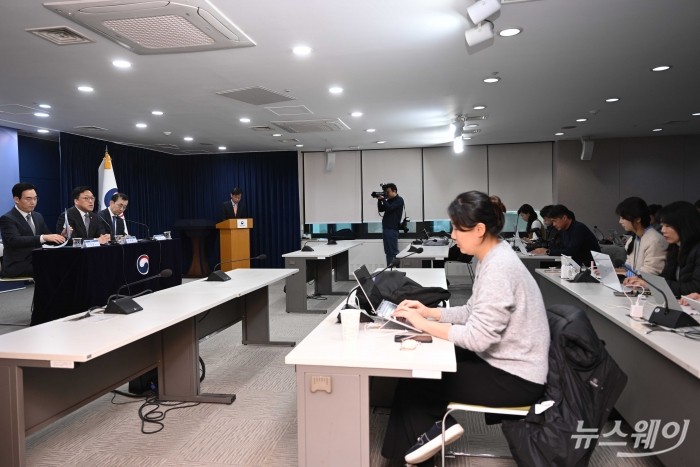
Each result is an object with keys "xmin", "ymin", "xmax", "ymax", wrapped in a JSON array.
[
  {"xmin": 514, "ymin": 236, "xmax": 530, "ymax": 255},
  {"xmin": 352, "ymin": 265, "xmax": 423, "ymax": 333},
  {"xmin": 592, "ymin": 251, "xmax": 641, "ymax": 295}
]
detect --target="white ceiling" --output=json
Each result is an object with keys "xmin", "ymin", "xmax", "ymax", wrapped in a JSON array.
[{"xmin": 1, "ymin": 0, "xmax": 699, "ymax": 155}]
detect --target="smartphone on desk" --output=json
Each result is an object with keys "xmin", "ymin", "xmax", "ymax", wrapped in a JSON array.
[
  {"xmin": 613, "ymin": 290, "xmax": 651, "ymax": 297},
  {"xmin": 394, "ymin": 334, "xmax": 433, "ymax": 343}
]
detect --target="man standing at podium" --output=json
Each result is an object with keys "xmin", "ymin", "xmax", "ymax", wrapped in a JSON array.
[{"xmin": 222, "ymin": 187, "xmax": 248, "ymax": 220}]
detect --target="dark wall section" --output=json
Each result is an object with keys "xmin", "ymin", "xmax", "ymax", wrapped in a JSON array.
[{"xmin": 17, "ymin": 136, "xmax": 61, "ymax": 228}]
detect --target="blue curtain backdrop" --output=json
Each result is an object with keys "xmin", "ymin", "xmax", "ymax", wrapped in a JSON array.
[{"xmin": 57, "ymin": 132, "xmax": 300, "ymax": 269}]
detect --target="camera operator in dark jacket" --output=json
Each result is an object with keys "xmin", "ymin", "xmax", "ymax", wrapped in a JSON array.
[{"xmin": 376, "ymin": 183, "xmax": 404, "ymax": 266}]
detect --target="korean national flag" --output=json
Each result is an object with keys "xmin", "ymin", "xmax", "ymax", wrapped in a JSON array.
[{"xmin": 98, "ymin": 146, "xmax": 118, "ymax": 210}]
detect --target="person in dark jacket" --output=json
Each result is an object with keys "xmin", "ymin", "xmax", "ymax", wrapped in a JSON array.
[
  {"xmin": 377, "ymin": 183, "xmax": 404, "ymax": 266},
  {"xmin": 628, "ymin": 200, "xmax": 700, "ymax": 297},
  {"xmin": 532, "ymin": 205, "xmax": 600, "ymax": 266}
]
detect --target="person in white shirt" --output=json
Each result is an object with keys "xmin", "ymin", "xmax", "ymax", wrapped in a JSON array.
[
  {"xmin": 517, "ymin": 203, "xmax": 544, "ymax": 240},
  {"xmin": 615, "ymin": 196, "xmax": 667, "ymax": 280}
]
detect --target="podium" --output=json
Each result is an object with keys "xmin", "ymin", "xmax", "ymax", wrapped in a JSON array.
[{"xmin": 216, "ymin": 218, "xmax": 253, "ymax": 271}]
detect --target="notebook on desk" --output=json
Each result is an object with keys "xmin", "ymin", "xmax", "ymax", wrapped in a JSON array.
[{"xmin": 353, "ymin": 265, "xmax": 423, "ymax": 333}]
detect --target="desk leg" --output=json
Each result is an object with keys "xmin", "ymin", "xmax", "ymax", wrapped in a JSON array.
[
  {"xmin": 316, "ymin": 257, "xmax": 348, "ymax": 296},
  {"xmin": 335, "ymin": 251, "xmax": 350, "ymax": 281},
  {"xmin": 0, "ymin": 364, "xmax": 25, "ymax": 467},
  {"xmin": 160, "ymin": 319, "xmax": 235, "ymax": 404},
  {"xmin": 242, "ymin": 287, "xmax": 295, "ymax": 347},
  {"xmin": 285, "ymin": 257, "xmax": 326, "ymax": 314}
]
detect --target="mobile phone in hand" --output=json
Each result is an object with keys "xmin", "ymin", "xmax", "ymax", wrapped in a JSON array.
[{"xmin": 394, "ymin": 334, "xmax": 433, "ymax": 343}]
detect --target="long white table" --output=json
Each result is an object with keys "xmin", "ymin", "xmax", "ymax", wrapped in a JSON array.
[
  {"xmin": 397, "ymin": 243, "xmax": 449, "ymax": 267},
  {"xmin": 535, "ymin": 270, "xmax": 699, "ymax": 466},
  {"xmin": 517, "ymin": 252, "xmax": 560, "ymax": 276},
  {"xmin": 285, "ymin": 268, "xmax": 455, "ymax": 466},
  {"xmin": 283, "ymin": 240, "xmax": 363, "ymax": 313},
  {"xmin": 0, "ymin": 268, "xmax": 296, "ymax": 467}
]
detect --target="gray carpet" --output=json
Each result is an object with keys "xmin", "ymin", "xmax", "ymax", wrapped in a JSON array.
[{"xmin": 0, "ymin": 275, "xmax": 663, "ymax": 466}]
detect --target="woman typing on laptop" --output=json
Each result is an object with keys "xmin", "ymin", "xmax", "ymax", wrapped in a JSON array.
[
  {"xmin": 381, "ymin": 191, "xmax": 550, "ymax": 466},
  {"xmin": 626, "ymin": 201, "xmax": 700, "ymax": 297},
  {"xmin": 615, "ymin": 197, "xmax": 667, "ymax": 282}
]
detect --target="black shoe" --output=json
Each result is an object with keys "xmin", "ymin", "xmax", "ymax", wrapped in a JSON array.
[{"xmin": 404, "ymin": 415, "xmax": 464, "ymax": 465}]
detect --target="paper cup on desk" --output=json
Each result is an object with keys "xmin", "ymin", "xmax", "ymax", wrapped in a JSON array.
[
  {"xmin": 341, "ymin": 309, "xmax": 361, "ymax": 341},
  {"xmin": 72, "ymin": 238, "xmax": 83, "ymax": 248}
]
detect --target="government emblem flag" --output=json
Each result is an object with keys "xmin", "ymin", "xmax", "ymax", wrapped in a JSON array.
[{"xmin": 98, "ymin": 146, "xmax": 118, "ymax": 210}]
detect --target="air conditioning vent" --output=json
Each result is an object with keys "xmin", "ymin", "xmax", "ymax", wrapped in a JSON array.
[
  {"xmin": 217, "ymin": 86, "xmax": 295, "ymax": 105},
  {"xmin": 44, "ymin": 0, "xmax": 255, "ymax": 55},
  {"xmin": 74, "ymin": 125, "xmax": 108, "ymax": 131},
  {"xmin": 249, "ymin": 126, "xmax": 275, "ymax": 131},
  {"xmin": 465, "ymin": 114, "xmax": 488, "ymax": 121},
  {"xmin": 265, "ymin": 105, "xmax": 312, "ymax": 116},
  {"xmin": 271, "ymin": 118, "xmax": 350, "ymax": 133},
  {"xmin": 26, "ymin": 26, "xmax": 94, "ymax": 45},
  {"xmin": 279, "ymin": 138, "xmax": 301, "ymax": 143}
]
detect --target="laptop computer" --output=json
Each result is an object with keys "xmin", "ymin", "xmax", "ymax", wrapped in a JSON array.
[
  {"xmin": 513, "ymin": 236, "xmax": 530, "ymax": 255},
  {"xmin": 560, "ymin": 254, "xmax": 580, "ymax": 280},
  {"xmin": 352, "ymin": 265, "xmax": 423, "ymax": 333},
  {"xmin": 591, "ymin": 251, "xmax": 644, "ymax": 296}
]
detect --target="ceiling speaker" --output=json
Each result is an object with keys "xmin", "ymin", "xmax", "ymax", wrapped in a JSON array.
[{"xmin": 580, "ymin": 137, "xmax": 594, "ymax": 160}]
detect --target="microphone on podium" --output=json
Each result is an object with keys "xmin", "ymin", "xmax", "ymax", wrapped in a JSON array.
[
  {"xmin": 105, "ymin": 268, "xmax": 174, "ymax": 314},
  {"xmin": 207, "ymin": 254, "xmax": 268, "ymax": 282},
  {"xmin": 96, "ymin": 214, "xmax": 117, "ymax": 244},
  {"xmin": 301, "ymin": 240, "xmax": 315, "ymax": 251},
  {"xmin": 125, "ymin": 218, "xmax": 151, "ymax": 240}
]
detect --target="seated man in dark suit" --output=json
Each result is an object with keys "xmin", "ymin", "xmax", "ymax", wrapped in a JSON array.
[
  {"xmin": 0, "ymin": 182, "xmax": 66, "ymax": 277},
  {"xmin": 222, "ymin": 186, "xmax": 248, "ymax": 220},
  {"xmin": 55, "ymin": 186, "xmax": 110, "ymax": 244},
  {"xmin": 532, "ymin": 204, "xmax": 600, "ymax": 266},
  {"xmin": 98, "ymin": 192, "xmax": 129, "ymax": 237}
]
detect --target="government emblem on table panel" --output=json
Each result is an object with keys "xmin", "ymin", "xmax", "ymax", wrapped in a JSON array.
[{"xmin": 137, "ymin": 254, "xmax": 150, "ymax": 275}]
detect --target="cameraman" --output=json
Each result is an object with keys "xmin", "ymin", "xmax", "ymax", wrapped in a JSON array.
[{"xmin": 377, "ymin": 183, "xmax": 404, "ymax": 266}]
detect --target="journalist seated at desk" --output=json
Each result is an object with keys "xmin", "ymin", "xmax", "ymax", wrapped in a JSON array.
[
  {"xmin": 0, "ymin": 182, "xmax": 66, "ymax": 277},
  {"xmin": 381, "ymin": 191, "xmax": 549, "ymax": 465},
  {"xmin": 517, "ymin": 203, "xmax": 544, "ymax": 241},
  {"xmin": 98, "ymin": 192, "xmax": 129, "ymax": 236},
  {"xmin": 55, "ymin": 186, "xmax": 110, "ymax": 245},
  {"xmin": 615, "ymin": 196, "xmax": 667, "ymax": 281},
  {"xmin": 627, "ymin": 201, "xmax": 700, "ymax": 297},
  {"xmin": 531, "ymin": 204, "xmax": 600, "ymax": 266}
]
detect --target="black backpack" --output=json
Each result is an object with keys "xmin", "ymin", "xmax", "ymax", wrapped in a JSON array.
[{"xmin": 357, "ymin": 270, "xmax": 450, "ymax": 313}]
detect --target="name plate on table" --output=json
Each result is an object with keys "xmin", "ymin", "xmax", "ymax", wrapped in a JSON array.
[
  {"xmin": 83, "ymin": 239, "xmax": 100, "ymax": 248},
  {"xmin": 124, "ymin": 236, "xmax": 138, "ymax": 244},
  {"xmin": 237, "ymin": 219, "xmax": 248, "ymax": 228},
  {"xmin": 152, "ymin": 234, "xmax": 167, "ymax": 241}
]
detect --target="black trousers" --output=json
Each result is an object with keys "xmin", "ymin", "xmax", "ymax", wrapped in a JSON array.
[{"xmin": 381, "ymin": 347, "xmax": 545, "ymax": 460}]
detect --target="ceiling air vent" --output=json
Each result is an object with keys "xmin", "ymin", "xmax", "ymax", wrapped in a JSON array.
[
  {"xmin": 249, "ymin": 125, "xmax": 275, "ymax": 131},
  {"xmin": 43, "ymin": 0, "xmax": 255, "ymax": 55},
  {"xmin": 26, "ymin": 26, "xmax": 94, "ymax": 45},
  {"xmin": 217, "ymin": 86, "xmax": 295, "ymax": 105},
  {"xmin": 265, "ymin": 105, "xmax": 312, "ymax": 116},
  {"xmin": 271, "ymin": 118, "xmax": 350, "ymax": 133},
  {"xmin": 74, "ymin": 125, "xmax": 108, "ymax": 131},
  {"xmin": 465, "ymin": 114, "xmax": 488, "ymax": 121},
  {"xmin": 463, "ymin": 129, "xmax": 481, "ymax": 134}
]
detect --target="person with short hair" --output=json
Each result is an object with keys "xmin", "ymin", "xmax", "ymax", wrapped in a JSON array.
[
  {"xmin": 377, "ymin": 183, "xmax": 404, "ymax": 266},
  {"xmin": 98, "ymin": 192, "xmax": 129, "ymax": 236},
  {"xmin": 381, "ymin": 191, "xmax": 549, "ymax": 465},
  {"xmin": 0, "ymin": 182, "xmax": 66, "ymax": 277},
  {"xmin": 222, "ymin": 186, "xmax": 248, "ymax": 219},
  {"xmin": 531, "ymin": 204, "xmax": 600, "ymax": 265},
  {"xmin": 615, "ymin": 196, "xmax": 667, "ymax": 279},
  {"xmin": 55, "ymin": 186, "xmax": 110, "ymax": 244}
]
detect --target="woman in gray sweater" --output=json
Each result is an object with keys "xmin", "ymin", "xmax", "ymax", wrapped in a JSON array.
[{"xmin": 381, "ymin": 191, "xmax": 550, "ymax": 466}]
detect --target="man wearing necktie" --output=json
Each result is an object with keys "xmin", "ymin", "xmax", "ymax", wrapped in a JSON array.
[
  {"xmin": 55, "ymin": 186, "xmax": 110, "ymax": 244},
  {"xmin": 0, "ymin": 182, "xmax": 66, "ymax": 277},
  {"xmin": 222, "ymin": 186, "xmax": 249, "ymax": 220},
  {"xmin": 98, "ymin": 192, "xmax": 129, "ymax": 237}
]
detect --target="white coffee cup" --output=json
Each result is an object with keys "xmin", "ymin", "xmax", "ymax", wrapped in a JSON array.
[
  {"xmin": 164, "ymin": 231, "xmax": 172, "ymax": 239},
  {"xmin": 340, "ymin": 309, "xmax": 361, "ymax": 341},
  {"xmin": 72, "ymin": 238, "xmax": 83, "ymax": 248}
]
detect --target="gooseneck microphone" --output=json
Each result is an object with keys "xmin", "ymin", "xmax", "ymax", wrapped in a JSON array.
[
  {"xmin": 125, "ymin": 218, "xmax": 151, "ymax": 240},
  {"xmin": 593, "ymin": 225, "xmax": 612, "ymax": 244},
  {"xmin": 207, "ymin": 254, "xmax": 268, "ymax": 281},
  {"xmin": 96, "ymin": 213, "xmax": 117, "ymax": 243},
  {"xmin": 105, "ymin": 268, "xmax": 174, "ymax": 314},
  {"xmin": 301, "ymin": 240, "xmax": 316, "ymax": 251}
]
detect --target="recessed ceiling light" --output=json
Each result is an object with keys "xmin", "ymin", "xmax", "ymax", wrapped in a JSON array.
[
  {"xmin": 37, "ymin": 129, "xmax": 49, "ymax": 134},
  {"xmin": 135, "ymin": 123, "xmax": 147, "ymax": 128},
  {"xmin": 466, "ymin": 123, "xmax": 478, "ymax": 128},
  {"xmin": 151, "ymin": 110, "xmax": 164, "ymax": 116},
  {"xmin": 296, "ymin": 144, "xmax": 304, "ymax": 147},
  {"xmin": 462, "ymin": 136, "xmax": 472, "ymax": 140},
  {"xmin": 576, "ymin": 118, "xmax": 588, "ymax": 122},
  {"xmin": 38, "ymin": 103, "xmax": 51, "ymax": 109},
  {"xmin": 34, "ymin": 112, "xmax": 49, "ymax": 117},
  {"xmin": 652, "ymin": 128, "xmax": 663, "ymax": 132},
  {"xmin": 292, "ymin": 45, "xmax": 312, "ymax": 56},
  {"xmin": 184, "ymin": 136, "xmax": 193, "ymax": 141},
  {"xmin": 605, "ymin": 97, "xmax": 620, "ymax": 103},
  {"xmin": 376, "ymin": 141, "xmax": 386, "ymax": 144},
  {"xmin": 112, "ymin": 59, "xmax": 132, "ymax": 69},
  {"xmin": 351, "ymin": 111, "xmax": 363, "ymax": 117},
  {"xmin": 239, "ymin": 117, "xmax": 251, "ymax": 123},
  {"xmin": 365, "ymin": 128, "xmax": 376, "ymax": 133},
  {"xmin": 329, "ymin": 86, "xmax": 343, "ymax": 94},
  {"xmin": 692, "ymin": 112, "xmax": 700, "ymax": 116},
  {"xmin": 651, "ymin": 65, "xmax": 671, "ymax": 72},
  {"xmin": 554, "ymin": 132, "xmax": 564, "ymax": 136},
  {"xmin": 473, "ymin": 105, "xmax": 486, "ymax": 110},
  {"xmin": 218, "ymin": 146, "xmax": 227, "ymax": 150},
  {"xmin": 498, "ymin": 27, "xmax": 522, "ymax": 37},
  {"xmin": 272, "ymin": 133, "xmax": 282, "ymax": 137},
  {"xmin": 483, "ymin": 77, "xmax": 501, "ymax": 83},
  {"xmin": 77, "ymin": 85, "xmax": 94, "ymax": 93}
]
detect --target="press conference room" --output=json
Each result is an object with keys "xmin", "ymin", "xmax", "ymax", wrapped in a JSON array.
[{"xmin": 1, "ymin": 1, "xmax": 700, "ymax": 466}]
